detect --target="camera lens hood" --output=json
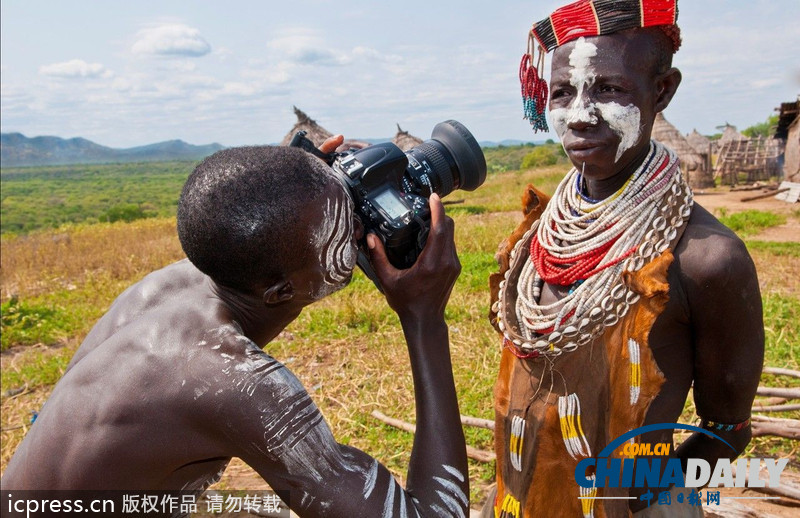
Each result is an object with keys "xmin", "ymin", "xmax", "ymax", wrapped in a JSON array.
[{"xmin": 430, "ymin": 120, "xmax": 487, "ymax": 192}]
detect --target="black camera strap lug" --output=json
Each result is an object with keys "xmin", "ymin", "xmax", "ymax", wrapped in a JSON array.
[{"xmin": 288, "ymin": 130, "xmax": 338, "ymax": 166}]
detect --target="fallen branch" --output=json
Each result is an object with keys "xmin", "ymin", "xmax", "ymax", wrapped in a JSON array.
[
  {"xmin": 750, "ymin": 415, "xmax": 800, "ymax": 440},
  {"xmin": 745, "ymin": 483, "xmax": 800, "ymax": 503},
  {"xmin": 741, "ymin": 187, "xmax": 790, "ymax": 202},
  {"xmin": 754, "ymin": 397, "xmax": 788, "ymax": 406},
  {"xmin": 466, "ymin": 446, "xmax": 495, "ymax": 463},
  {"xmin": 461, "ymin": 415, "xmax": 495, "ymax": 431},
  {"xmin": 730, "ymin": 184, "xmax": 778, "ymax": 192},
  {"xmin": 762, "ymin": 367, "xmax": 800, "ymax": 379},
  {"xmin": 755, "ymin": 387, "xmax": 800, "ymax": 400},
  {"xmin": 752, "ymin": 404, "xmax": 800, "ymax": 413},
  {"xmin": 704, "ymin": 498, "xmax": 769, "ymax": 517},
  {"xmin": 730, "ymin": 465, "xmax": 800, "ymax": 503},
  {"xmin": 371, "ymin": 410, "xmax": 496, "ymax": 463},
  {"xmin": 751, "ymin": 415, "xmax": 800, "ymax": 424}
]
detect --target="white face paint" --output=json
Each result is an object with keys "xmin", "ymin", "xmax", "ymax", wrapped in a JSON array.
[
  {"xmin": 550, "ymin": 37, "xmax": 642, "ymax": 163},
  {"xmin": 550, "ymin": 37, "xmax": 598, "ymax": 139},
  {"xmin": 596, "ymin": 101, "xmax": 641, "ymax": 162},
  {"xmin": 308, "ymin": 185, "xmax": 358, "ymax": 300}
]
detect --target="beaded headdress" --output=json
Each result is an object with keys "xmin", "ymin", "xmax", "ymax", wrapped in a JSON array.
[{"xmin": 521, "ymin": 0, "xmax": 682, "ymax": 133}]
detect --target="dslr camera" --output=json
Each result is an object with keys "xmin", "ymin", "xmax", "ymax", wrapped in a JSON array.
[{"xmin": 290, "ymin": 120, "xmax": 486, "ymax": 286}]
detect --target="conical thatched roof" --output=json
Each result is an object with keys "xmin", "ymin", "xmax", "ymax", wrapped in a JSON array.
[
  {"xmin": 279, "ymin": 106, "xmax": 371, "ymax": 151},
  {"xmin": 686, "ymin": 129, "xmax": 711, "ymax": 155},
  {"xmin": 719, "ymin": 124, "xmax": 746, "ymax": 145},
  {"xmin": 280, "ymin": 106, "xmax": 333, "ymax": 147},
  {"xmin": 652, "ymin": 113, "xmax": 714, "ymax": 188},
  {"xmin": 392, "ymin": 124, "xmax": 423, "ymax": 151}
]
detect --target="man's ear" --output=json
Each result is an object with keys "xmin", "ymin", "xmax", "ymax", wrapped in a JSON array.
[
  {"xmin": 263, "ymin": 280, "xmax": 295, "ymax": 306},
  {"xmin": 654, "ymin": 67, "xmax": 682, "ymax": 113}
]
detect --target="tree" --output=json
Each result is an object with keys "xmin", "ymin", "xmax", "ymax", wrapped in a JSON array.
[
  {"xmin": 742, "ymin": 114, "xmax": 779, "ymax": 138},
  {"xmin": 521, "ymin": 145, "xmax": 561, "ymax": 168}
]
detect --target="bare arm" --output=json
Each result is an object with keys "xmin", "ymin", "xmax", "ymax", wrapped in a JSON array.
[
  {"xmin": 216, "ymin": 194, "xmax": 467, "ymax": 516},
  {"xmin": 676, "ymin": 228, "xmax": 764, "ymax": 467},
  {"xmin": 367, "ymin": 193, "xmax": 468, "ymax": 512}
]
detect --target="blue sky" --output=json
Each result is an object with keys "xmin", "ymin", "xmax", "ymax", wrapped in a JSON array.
[{"xmin": 1, "ymin": 1, "xmax": 798, "ymax": 148}]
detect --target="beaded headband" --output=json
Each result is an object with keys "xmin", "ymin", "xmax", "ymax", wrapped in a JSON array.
[{"xmin": 521, "ymin": 0, "xmax": 682, "ymax": 133}]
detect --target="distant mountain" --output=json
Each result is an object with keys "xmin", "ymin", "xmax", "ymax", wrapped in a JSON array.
[
  {"xmin": 480, "ymin": 139, "xmax": 544, "ymax": 147},
  {"xmin": 348, "ymin": 138, "xmax": 544, "ymax": 148},
  {"xmin": 357, "ymin": 138, "xmax": 544, "ymax": 148},
  {"xmin": 0, "ymin": 133, "xmax": 225, "ymax": 167}
]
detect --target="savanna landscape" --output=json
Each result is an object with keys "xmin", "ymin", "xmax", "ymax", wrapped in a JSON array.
[{"xmin": 2, "ymin": 144, "xmax": 798, "ymax": 514}]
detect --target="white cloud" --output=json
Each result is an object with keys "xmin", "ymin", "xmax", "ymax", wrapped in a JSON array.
[
  {"xmin": 266, "ymin": 28, "xmax": 346, "ymax": 66},
  {"xmin": 131, "ymin": 24, "xmax": 211, "ymax": 58},
  {"xmin": 39, "ymin": 59, "xmax": 113, "ymax": 79}
]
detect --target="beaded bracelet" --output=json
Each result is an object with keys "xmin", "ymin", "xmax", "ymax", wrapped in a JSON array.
[{"xmin": 701, "ymin": 417, "xmax": 751, "ymax": 433}]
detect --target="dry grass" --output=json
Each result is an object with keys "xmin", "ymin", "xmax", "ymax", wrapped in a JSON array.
[
  {"xmin": 1, "ymin": 165, "xmax": 798, "ymax": 507},
  {"xmin": 1, "ymin": 219, "xmax": 183, "ymax": 301}
]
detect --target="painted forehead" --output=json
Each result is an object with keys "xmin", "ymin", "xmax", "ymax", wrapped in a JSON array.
[
  {"xmin": 306, "ymin": 157, "xmax": 357, "ymax": 249},
  {"xmin": 551, "ymin": 33, "xmax": 655, "ymax": 78}
]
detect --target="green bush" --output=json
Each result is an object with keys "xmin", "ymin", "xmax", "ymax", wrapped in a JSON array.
[
  {"xmin": 521, "ymin": 145, "xmax": 566, "ymax": 169},
  {"xmin": 1, "ymin": 297, "xmax": 61, "ymax": 350},
  {"xmin": 102, "ymin": 204, "xmax": 154, "ymax": 223}
]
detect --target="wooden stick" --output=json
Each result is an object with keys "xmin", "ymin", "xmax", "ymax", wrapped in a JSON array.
[
  {"xmin": 754, "ymin": 397, "xmax": 788, "ymax": 406},
  {"xmin": 746, "ymin": 483, "xmax": 800, "ymax": 503},
  {"xmin": 751, "ymin": 415, "xmax": 800, "ymax": 424},
  {"xmin": 751, "ymin": 421, "xmax": 800, "ymax": 440},
  {"xmin": 741, "ymin": 187, "xmax": 790, "ymax": 202},
  {"xmin": 461, "ymin": 415, "xmax": 495, "ymax": 431},
  {"xmin": 371, "ymin": 410, "xmax": 496, "ymax": 463},
  {"xmin": 762, "ymin": 367, "xmax": 800, "ymax": 379},
  {"xmin": 466, "ymin": 446, "xmax": 496, "ymax": 463},
  {"xmin": 755, "ymin": 387, "xmax": 800, "ymax": 400},
  {"xmin": 752, "ymin": 404, "xmax": 800, "ymax": 413},
  {"xmin": 730, "ymin": 184, "xmax": 778, "ymax": 192},
  {"xmin": 728, "ymin": 466, "xmax": 800, "ymax": 503},
  {"xmin": 750, "ymin": 415, "xmax": 800, "ymax": 440},
  {"xmin": 372, "ymin": 410, "xmax": 416, "ymax": 433}
]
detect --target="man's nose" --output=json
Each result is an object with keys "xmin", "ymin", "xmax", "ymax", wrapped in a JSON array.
[{"xmin": 567, "ymin": 100, "xmax": 598, "ymax": 131}]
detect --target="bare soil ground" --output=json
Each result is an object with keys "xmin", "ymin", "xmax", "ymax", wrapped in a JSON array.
[{"xmin": 693, "ymin": 188, "xmax": 800, "ymax": 243}]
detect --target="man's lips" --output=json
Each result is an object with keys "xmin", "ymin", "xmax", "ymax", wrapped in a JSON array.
[{"xmin": 564, "ymin": 140, "xmax": 606, "ymax": 151}]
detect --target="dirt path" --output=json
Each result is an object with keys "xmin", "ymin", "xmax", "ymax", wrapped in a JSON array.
[{"xmin": 693, "ymin": 188, "xmax": 798, "ymax": 219}]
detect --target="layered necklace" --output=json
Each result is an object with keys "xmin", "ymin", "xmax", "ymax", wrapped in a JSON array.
[{"xmin": 494, "ymin": 141, "xmax": 693, "ymax": 358}]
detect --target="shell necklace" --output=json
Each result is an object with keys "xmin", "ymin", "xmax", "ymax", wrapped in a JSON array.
[{"xmin": 494, "ymin": 141, "xmax": 693, "ymax": 358}]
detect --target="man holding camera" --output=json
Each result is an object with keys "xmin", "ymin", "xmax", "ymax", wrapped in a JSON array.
[
  {"xmin": 487, "ymin": 1, "xmax": 763, "ymax": 516},
  {"xmin": 3, "ymin": 136, "xmax": 470, "ymax": 517}
]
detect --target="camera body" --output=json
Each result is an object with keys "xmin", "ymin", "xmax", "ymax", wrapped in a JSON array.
[
  {"xmin": 336, "ymin": 142, "xmax": 433, "ymax": 269},
  {"xmin": 291, "ymin": 120, "xmax": 486, "ymax": 284}
]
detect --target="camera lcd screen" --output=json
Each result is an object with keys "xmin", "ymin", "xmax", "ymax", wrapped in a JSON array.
[{"xmin": 374, "ymin": 190, "xmax": 409, "ymax": 220}]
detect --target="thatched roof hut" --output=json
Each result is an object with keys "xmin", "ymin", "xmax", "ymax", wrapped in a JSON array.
[
  {"xmin": 280, "ymin": 106, "xmax": 333, "ymax": 147},
  {"xmin": 652, "ymin": 113, "xmax": 714, "ymax": 188},
  {"xmin": 686, "ymin": 129, "xmax": 711, "ymax": 155},
  {"xmin": 785, "ymin": 117, "xmax": 800, "ymax": 182},
  {"xmin": 719, "ymin": 124, "xmax": 746, "ymax": 145},
  {"xmin": 279, "ymin": 106, "xmax": 371, "ymax": 151},
  {"xmin": 392, "ymin": 124, "xmax": 423, "ymax": 151},
  {"xmin": 776, "ymin": 100, "xmax": 800, "ymax": 182}
]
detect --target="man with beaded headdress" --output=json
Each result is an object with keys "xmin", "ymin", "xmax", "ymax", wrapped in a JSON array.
[{"xmin": 486, "ymin": 1, "xmax": 764, "ymax": 516}]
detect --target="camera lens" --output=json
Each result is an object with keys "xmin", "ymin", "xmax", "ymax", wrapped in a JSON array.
[{"xmin": 405, "ymin": 120, "xmax": 487, "ymax": 198}]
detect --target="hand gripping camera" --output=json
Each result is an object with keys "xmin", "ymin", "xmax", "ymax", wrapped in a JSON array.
[{"xmin": 290, "ymin": 120, "xmax": 486, "ymax": 287}]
